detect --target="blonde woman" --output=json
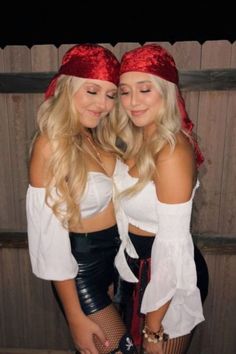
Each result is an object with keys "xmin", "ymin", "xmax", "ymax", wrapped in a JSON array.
[
  {"xmin": 26, "ymin": 44, "xmax": 137, "ymax": 354},
  {"xmin": 112, "ymin": 44, "xmax": 209, "ymax": 354}
]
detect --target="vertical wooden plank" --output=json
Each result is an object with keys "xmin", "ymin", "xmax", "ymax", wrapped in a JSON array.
[
  {"xmin": 30, "ymin": 45, "xmax": 59, "ymax": 152},
  {"xmin": 219, "ymin": 42, "xmax": 236, "ymax": 235},
  {"xmin": 188, "ymin": 253, "xmax": 236, "ymax": 354},
  {"xmin": 42, "ymin": 281, "xmax": 73, "ymax": 349},
  {"xmin": 1, "ymin": 248, "xmax": 25, "ymax": 346},
  {"xmin": 172, "ymin": 42, "xmax": 201, "ymax": 126},
  {"xmin": 0, "ymin": 49, "xmax": 16, "ymax": 230},
  {"xmin": 18, "ymin": 249, "xmax": 46, "ymax": 348},
  {"xmin": 0, "ymin": 249, "xmax": 6, "ymax": 346},
  {"xmin": 4, "ymin": 46, "xmax": 32, "ymax": 231},
  {"xmin": 195, "ymin": 41, "xmax": 232, "ymax": 234}
]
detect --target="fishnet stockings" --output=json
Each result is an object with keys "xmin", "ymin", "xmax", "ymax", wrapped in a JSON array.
[
  {"xmin": 88, "ymin": 303, "xmax": 127, "ymax": 353},
  {"xmin": 162, "ymin": 333, "xmax": 192, "ymax": 354},
  {"xmin": 137, "ymin": 334, "xmax": 192, "ymax": 354}
]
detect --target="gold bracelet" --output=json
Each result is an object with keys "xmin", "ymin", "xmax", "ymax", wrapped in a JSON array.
[{"xmin": 142, "ymin": 324, "xmax": 169, "ymax": 343}]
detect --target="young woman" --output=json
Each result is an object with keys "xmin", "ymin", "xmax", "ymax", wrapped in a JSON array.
[
  {"xmin": 26, "ymin": 43, "xmax": 136, "ymax": 354},
  {"xmin": 112, "ymin": 44, "xmax": 209, "ymax": 354}
]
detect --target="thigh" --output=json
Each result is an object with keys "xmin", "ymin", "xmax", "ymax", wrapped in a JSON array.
[
  {"xmin": 163, "ymin": 333, "xmax": 192, "ymax": 354},
  {"xmin": 89, "ymin": 303, "xmax": 137, "ymax": 354}
]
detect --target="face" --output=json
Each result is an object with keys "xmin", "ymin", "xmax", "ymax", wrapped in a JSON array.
[
  {"xmin": 73, "ymin": 79, "xmax": 117, "ymax": 129},
  {"xmin": 119, "ymin": 72, "xmax": 163, "ymax": 135}
]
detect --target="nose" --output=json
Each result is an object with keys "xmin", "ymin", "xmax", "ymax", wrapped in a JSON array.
[
  {"xmin": 96, "ymin": 94, "xmax": 107, "ymax": 110},
  {"xmin": 130, "ymin": 92, "xmax": 139, "ymax": 107}
]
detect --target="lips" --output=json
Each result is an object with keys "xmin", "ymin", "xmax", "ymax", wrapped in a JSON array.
[
  {"xmin": 88, "ymin": 110, "xmax": 102, "ymax": 117},
  {"xmin": 130, "ymin": 109, "xmax": 147, "ymax": 117}
]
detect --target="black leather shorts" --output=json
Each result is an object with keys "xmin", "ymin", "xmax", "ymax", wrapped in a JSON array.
[{"xmin": 69, "ymin": 225, "xmax": 120, "ymax": 315}]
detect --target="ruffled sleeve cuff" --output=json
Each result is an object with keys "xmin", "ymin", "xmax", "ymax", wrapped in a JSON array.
[{"xmin": 26, "ymin": 185, "xmax": 78, "ymax": 281}]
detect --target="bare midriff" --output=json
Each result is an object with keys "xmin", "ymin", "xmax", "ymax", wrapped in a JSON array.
[
  {"xmin": 70, "ymin": 200, "xmax": 116, "ymax": 233},
  {"xmin": 129, "ymin": 223, "xmax": 155, "ymax": 237}
]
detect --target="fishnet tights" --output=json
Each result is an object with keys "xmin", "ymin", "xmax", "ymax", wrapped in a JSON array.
[
  {"xmin": 137, "ymin": 333, "xmax": 192, "ymax": 354},
  {"xmin": 88, "ymin": 303, "xmax": 127, "ymax": 353},
  {"xmin": 162, "ymin": 333, "xmax": 192, "ymax": 354}
]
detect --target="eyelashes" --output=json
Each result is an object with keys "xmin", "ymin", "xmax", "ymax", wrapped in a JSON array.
[
  {"xmin": 107, "ymin": 94, "xmax": 117, "ymax": 99},
  {"xmin": 120, "ymin": 89, "xmax": 151, "ymax": 95},
  {"xmin": 87, "ymin": 90, "xmax": 96, "ymax": 95},
  {"xmin": 87, "ymin": 91, "xmax": 117, "ymax": 99}
]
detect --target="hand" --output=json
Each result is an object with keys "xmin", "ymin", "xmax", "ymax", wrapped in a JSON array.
[
  {"xmin": 143, "ymin": 337, "xmax": 164, "ymax": 354},
  {"xmin": 69, "ymin": 315, "xmax": 109, "ymax": 354}
]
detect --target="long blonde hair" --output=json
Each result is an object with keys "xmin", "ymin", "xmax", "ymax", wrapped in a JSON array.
[
  {"xmin": 115, "ymin": 74, "xmax": 187, "ymax": 196},
  {"xmin": 36, "ymin": 75, "xmax": 118, "ymax": 229}
]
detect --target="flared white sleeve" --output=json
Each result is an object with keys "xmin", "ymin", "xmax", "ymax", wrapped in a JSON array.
[
  {"xmin": 140, "ymin": 194, "xmax": 204, "ymax": 338},
  {"xmin": 26, "ymin": 185, "xmax": 78, "ymax": 281}
]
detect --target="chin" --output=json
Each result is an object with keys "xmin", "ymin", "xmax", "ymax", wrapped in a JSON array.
[{"xmin": 131, "ymin": 120, "xmax": 145, "ymax": 128}]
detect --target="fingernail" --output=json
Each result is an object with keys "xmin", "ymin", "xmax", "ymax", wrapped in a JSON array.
[{"xmin": 104, "ymin": 340, "xmax": 109, "ymax": 347}]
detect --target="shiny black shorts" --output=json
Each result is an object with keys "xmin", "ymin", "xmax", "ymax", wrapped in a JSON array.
[{"xmin": 69, "ymin": 225, "xmax": 120, "ymax": 315}]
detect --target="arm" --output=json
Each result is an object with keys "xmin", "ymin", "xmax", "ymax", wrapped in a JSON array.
[
  {"xmin": 53, "ymin": 279, "xmax": 108, "ymax": 353},
  {"xmin": 146, "ymin": 134, "xmax": 196, "ymax": 329},
  {"xmin": 143, "ymin": 135, "xmax": 197, "ymax": 353},
  {"xmin": 28, "ymin": 135, "xmax": 108, "ymax": 353}
]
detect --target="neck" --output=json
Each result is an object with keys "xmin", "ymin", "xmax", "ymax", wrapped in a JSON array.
[
  {"xmin": 81, "ymin": 128, "xmax": 93, "ymax": 138},
  {"xmin": 143, "ymin": 123, "xmax": 157, "ymax": 140}
]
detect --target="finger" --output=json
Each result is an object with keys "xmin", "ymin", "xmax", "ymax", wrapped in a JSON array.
[
  {"xmin": 94, "ymin": 326, "xmax": 109, "ymax": 347},
  {"xmin": 88, "ymin": 342, "xmax": 99, "ymax": 354},
  {"xmin": 84, "ymin": 349, "xmax": 92, "ymax": 354}
]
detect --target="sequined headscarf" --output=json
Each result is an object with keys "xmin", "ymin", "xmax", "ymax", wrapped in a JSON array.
[
  {"xmin": 120, "ymin": 44, "xmax": 204, "ymax": 166},
  {"xmin": 45, "ymin": 43, "xmax": 120, "ymax": 99}
]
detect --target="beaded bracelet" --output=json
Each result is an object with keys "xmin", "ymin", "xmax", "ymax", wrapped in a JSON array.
[{"xmin": 142, "ymin": 324, "xmax": 169, "ymax": 343}]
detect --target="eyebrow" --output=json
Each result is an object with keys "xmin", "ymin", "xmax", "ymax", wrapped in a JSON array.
[
  {"xmin": 84, "ymin": 83, "xmax": 117, "ymax": 92},
  {"xmin": 119, "ymin": 80, "xmax": 152, "ymax": 86},
  {"xmin": 84, "ymin": 82, "xmax": 100, "ymax": 88}
]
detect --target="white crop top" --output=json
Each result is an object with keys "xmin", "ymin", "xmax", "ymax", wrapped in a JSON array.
[
  {"xmin": 26, "ymin": 170, "xmax": 114, "ymax": 281},
  {"xmin": 113, "ymin": 159, "xmax": 204, "ymax": 339}
]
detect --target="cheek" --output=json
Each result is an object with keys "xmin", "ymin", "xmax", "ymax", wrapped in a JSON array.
[
  {"xmin": 74, "ymin": 96, "xmax": 93, "ymax": 114},
  {"xmin": 106, "ymin": 99, "xmax": 115, "ymax": 112},
  {"xmin": 120, "ymin": 96, "xmax": 129, "ymax": 108},
  {"xmin": 74, "ymin": 93, "xmax": 85, "ymax": 110}
]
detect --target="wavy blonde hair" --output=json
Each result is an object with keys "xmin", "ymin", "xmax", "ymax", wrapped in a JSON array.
[
  {"xmin": 35, "ymin": 75, "xmax": 119, "ymax": 229},
  {"xmin": 114, "ymin": 74, "xmax": 191, "ymax": 196}
]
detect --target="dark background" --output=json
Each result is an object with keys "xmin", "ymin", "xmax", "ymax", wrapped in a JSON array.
[{"xmin": 0, "ymin": 4, "xmax": 235, "ymax": 48}]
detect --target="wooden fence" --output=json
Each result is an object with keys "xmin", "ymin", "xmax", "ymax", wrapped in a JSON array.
[{"xmin": 0, "ymin": 41, "xmax": 236, "ymax": 354}]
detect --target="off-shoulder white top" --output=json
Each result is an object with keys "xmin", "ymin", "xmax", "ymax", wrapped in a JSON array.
[
  {"xmin": 26, "ymin": 171, "xmax": 114, "ymax": 281},
  {"xmin": 113, "ymin": 159, "xmax": 204, "ymax": 338}
]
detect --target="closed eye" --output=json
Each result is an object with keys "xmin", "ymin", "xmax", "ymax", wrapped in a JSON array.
[
  {"xmin": 140, "ymin": 89, "xmax": 151, "ymax": 93},
  {"xmin": 87, "ymin": 90, "xmax": 97, "ymax": 95},
  {"xmin": 107, "ymin": 93, "xmax": 117, "ymax": 99}
]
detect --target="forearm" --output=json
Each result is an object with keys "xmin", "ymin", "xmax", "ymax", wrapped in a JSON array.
[
  {"xmin": 145, "ymin": 300, "xmax": 171, "ymax": 331},
  {"xmin": 53, "ymin": 279, "xmax": 85, "ymax": 326}
]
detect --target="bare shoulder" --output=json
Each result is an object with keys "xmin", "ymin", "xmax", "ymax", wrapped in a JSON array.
[
  {"xmin": 29, "ymin": 134, "xmax": 52, "ymax": 187},
  {"xmin": 155, "ymin": 132, "xmax": 197, "ymax": 203},
  {"xmin": 158, "ymin": 132, "xmax": 194, "ymax": 164}
]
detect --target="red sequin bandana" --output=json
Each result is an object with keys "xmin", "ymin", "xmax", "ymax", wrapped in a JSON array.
[
  {"xmin": 120, "ymin": 44, "xmax": 204, "ymax": 166},
  {"xmin": 45, "ymin": 44, "xmax": 120, "ymax": 99},
  {"xmin": 120, "ymin": 44, "xmax": 178, "ymax": 85}
]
